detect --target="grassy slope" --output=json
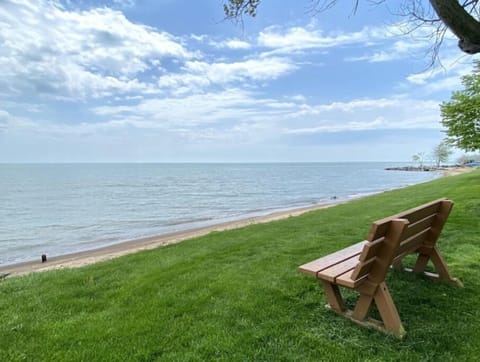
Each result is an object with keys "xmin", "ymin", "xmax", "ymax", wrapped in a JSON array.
[{"xmin": 1, "ymin": 170, "xmax": 479, "ymax": 361}]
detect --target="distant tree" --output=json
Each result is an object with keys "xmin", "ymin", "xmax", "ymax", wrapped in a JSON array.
[
  {"xmin": 440, "ymin": 61, "xmax": 480, "ymax": 152},
  {"xmin": 456, "ymin": 154, "xmax": 469, "ymax": 164},
  {"xmin": 457, "ymin": 153, "xmax": 480, "ymax": 164},
  {"xmin": 223, "ymin": 1, "xmax": 480, "ymax": 57},
  {"xmin": 432, "ymin": 141, "xmax": 453, "ymax": 167},
  {"xmin": 412, "ymin": 152, "xmax": 426, "ymax": 167}
]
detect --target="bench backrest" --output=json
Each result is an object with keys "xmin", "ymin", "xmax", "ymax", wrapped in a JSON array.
[{"xmin": 350, "ymin": 198, "xmax": 453, "ymax": 284}]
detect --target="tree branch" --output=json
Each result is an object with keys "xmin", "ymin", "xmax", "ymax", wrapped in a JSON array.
[{"xmin": 430, "ymin": 0, "xmax": 480, "ymax": 54}]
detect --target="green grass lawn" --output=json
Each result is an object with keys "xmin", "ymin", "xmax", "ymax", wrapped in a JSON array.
[{"xmin": 1, "ymin": 170, "xmax": 479, "ymax": 361}]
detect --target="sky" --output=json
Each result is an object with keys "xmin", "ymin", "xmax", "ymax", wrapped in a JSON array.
[{"xmin": 0, "ymin": 0, "xmax": 478, "ymax": 163}]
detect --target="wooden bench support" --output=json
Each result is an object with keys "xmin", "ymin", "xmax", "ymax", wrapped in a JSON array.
[
  {"xmin": 372, "ymin": 282, "xmax": 404, "ymax": 337},
  {"xmin": 299, "ymin": 199, "xmax": 462, "ymax": 338},
  {"xmin": 395, "ymin": 246, "xmax": 463, "ymax": 287},
  {"xmin": 320, "ymin": 280, "xmax": 345, "ymax": 312},
  {"xmin": 326, "ymin": 282, "xmax": 406, "ymax": 338},
  {"xmin": 321, "ymin": 278, "xmax": 404, "ymax": 336}
]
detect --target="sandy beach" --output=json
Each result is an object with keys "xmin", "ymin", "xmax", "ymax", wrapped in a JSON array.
[
  {"xmin": 0, "ymin": 201, "xmax": 341, "ymax": 277},
  {"xmin": 0, "ymin": 166, "xmax": 474, "ymax": 278},
  {"xmin": 441, "ymin": 166, "xmax": 473, "ymax": 177}
]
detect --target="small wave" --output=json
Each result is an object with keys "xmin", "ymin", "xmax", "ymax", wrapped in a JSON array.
[
  {"xmin": 347, "ymin": 191, "xmax": 382, "ymax": 199},
  {"xmin": 164, "ymin": 217, "xmax": 214, "ymax": 226},
  {"xmin": 78, "ymin": 236, "xmax": 120, "ymax": 247}
]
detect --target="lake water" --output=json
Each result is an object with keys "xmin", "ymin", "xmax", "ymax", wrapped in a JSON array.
[{"xmin": 0, "ymin": 163, "xmax": 440, "ymax": 265}]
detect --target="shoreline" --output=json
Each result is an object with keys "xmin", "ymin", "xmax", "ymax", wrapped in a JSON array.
[
  {"xmin": 0, "ymin": 201, "xmax": 342, "ymax": 277},
  {"xmin": 0, "ymin": 166, "xmax": 473, "ymax": 278}
]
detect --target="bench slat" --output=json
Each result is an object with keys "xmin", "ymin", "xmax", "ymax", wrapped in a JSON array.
[
  {"xmin": 367, "ymin": 221, "xmax": 391, "ymax": 245},
  {"xmin": 367, "ymin": 199, "xmax": 445, "ymax": 241},
  {"xmin": 317, "ymin": 255, "xmax": 360, "ymax": 282},
  {"xmin": 298, "ymin": 241, "xmax": 366, "ymax": 277},
  {"xmin": 358, "ymin": 237, "xmax": 385, "ymax": 262},
  {"xmin": 396, "ymin": 228, "xmax": 430, "ymax": 256},
  {"xmin": 403, "ymin": 214, "xmax": 436, "ymax": 239},
  {"xmin": 351, "ymin": 256, "xmax": 377, "ymax": 280},
  {"xmin": 376, "ymin": 198, "xmax": 445, "ymax": 225},
  {"xmin": 336, "ymin": 269, "xmax": 368, "ymax": 288},
  {"xmin": 395, "ymin": 199, "xmax": 445, "ymax": 223}
]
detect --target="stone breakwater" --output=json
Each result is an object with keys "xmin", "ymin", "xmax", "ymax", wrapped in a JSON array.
[
  {"xmin": 385, "ymin": 166, "xmax": 438, "ymax": 171},
  {"xmin": 385, "ymin": 166, "xmax": 475, "ymax": 178}
]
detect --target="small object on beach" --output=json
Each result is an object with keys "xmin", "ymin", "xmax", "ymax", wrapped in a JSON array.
[
  {"xmin": 41, "ymin": 254, "xmax": 47, "ymax": 263},
  {"xmin": 331, "ymin": 196, "xmax": 337, "ymax": 200}
]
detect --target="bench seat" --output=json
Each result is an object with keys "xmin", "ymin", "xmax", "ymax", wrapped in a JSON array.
[{"xmin": 299, "ymin": 241, "xmax": 366, "ymax": 278}]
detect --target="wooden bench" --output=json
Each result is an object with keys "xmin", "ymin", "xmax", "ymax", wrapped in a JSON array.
[{"xmin": 299, "ymin": 198, "xmax": 462, "ymax": 338}]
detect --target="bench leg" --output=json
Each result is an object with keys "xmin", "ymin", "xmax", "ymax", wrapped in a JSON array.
[
  {"xmin": 428, "ymin": 247, "xmax": 463, "ymax": 287},
  {"xmin": 348, "ymin": 283, "xmax": 405, "ymax": 338},
  {"xmin": 331, "ymin": 287, "xmax": 405, "ymax": 338},
  {"xmin": 413, "ymin": 252, "xmax": 429, "ymax": 274},
  {"xmin": 392, "ymin": 259, "xmax": 405, "ymax": 271},
  {"xmin": 352, "ymin": 294, "xmax": 373, "ymax": 320},
  {"xmin": 320, "ymin": 280, "xmax": 345, "ymax": 312},
  {"xmin": 413, "ymin": 246, "xmax": 463, "ymax": 287},
  {"xmin": 374, "ymin": 282, "xmax": 405, "ymax": 338}
]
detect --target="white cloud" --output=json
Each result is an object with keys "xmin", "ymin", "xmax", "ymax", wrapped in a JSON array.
[
  {"xmin": 423, "ymin": 76, "xmax": 462, "ymax": 93},
  {"xmin": 404, "ymin": 53, "xmax": 476, "ymax": 93},
  {"xmin": 255, "ymin": 20, "xmax": 457, "ymax": 68},
  {"xmin": 4, "ymin": 79, "xmax": 445, "ymax": 156},
  {"xmin": 185, "ymin": 58, "xmax": 295, "ymax": 82},
  {"xmin": 93, "ymin": 88, "xmax": 294, "ymax": 128},
  {"xmin": 282, "ymin": 97, "xmax": 441, "ymax": 134},
  {"xmin": 112, "ymin": 0, "xmax": 136, "ymax": 8},
  {"xmin": 157, "ymin": 57, "xmax": 296, "ymax": 94},
  {"xmin": 314, "ymin": 98, "xmax": 399, "ymax": 112},
  {"xmin": 3, "ymin": 88, "xmax": 292, "ymax": 145},
  {"xmin": 346, "ymin": 38, "xmax": 427, "ymax": 63},
  {"xmin": 0, "ymin": 0, "xmax": 193, "ymax": 99},
  {"xmin": 344, "ymin": 23, "xmax": 463, "ymax": 65},
  {"xmin": 190, "ymin": 34, "xmax": 208, "ymax": 42},
  {"xmin": 257, "ymin": 23, "xmax": 399, "ymax": 55},
  {"xmin": 290, "ymin": 95, "xmax": 306, "ymax": 102},
  {"xmin": 223, "ymin": 39, "xmax": 252, "ymax": 49},
  {"xmin": 212, "ymin": 38, "xmax": 252, "ymax": 50},
  {"xmin": 284, "ymin": 117, "xmax": 388, "ymax": 134},
  {"xmin": 88, "ymin": 91, "xmax": 442, "ymax": 141}
]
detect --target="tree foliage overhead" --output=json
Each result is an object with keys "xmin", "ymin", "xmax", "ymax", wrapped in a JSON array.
[
  {"xmin": 441, "ymin": 61, "xmax": 480, "ymax": 152},
  {"xmin": 224, "ymin": 0, "xmax": 260, "ymax": 18},
  {"xmin": 223, "ymin": 0, "xmax": 480, "ymax": 56}
]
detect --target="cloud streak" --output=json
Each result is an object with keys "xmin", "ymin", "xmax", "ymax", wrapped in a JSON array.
[{"xmin": 157, "ymin": 57, "xmax": 297, "ymax": 94}]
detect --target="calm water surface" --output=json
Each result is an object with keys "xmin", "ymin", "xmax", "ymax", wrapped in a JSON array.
[{"xmin": 0, "ymin": 163, "xmax": 440, "ymax": 265}]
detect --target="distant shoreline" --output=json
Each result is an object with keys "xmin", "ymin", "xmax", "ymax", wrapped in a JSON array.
[
  {"xmin": 0, "ymin": 166, "xmax": 473, "ymax": 278},
  {"xmin": 385, "ymin": 165, "xmax": 473, "ymax": 174}
]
